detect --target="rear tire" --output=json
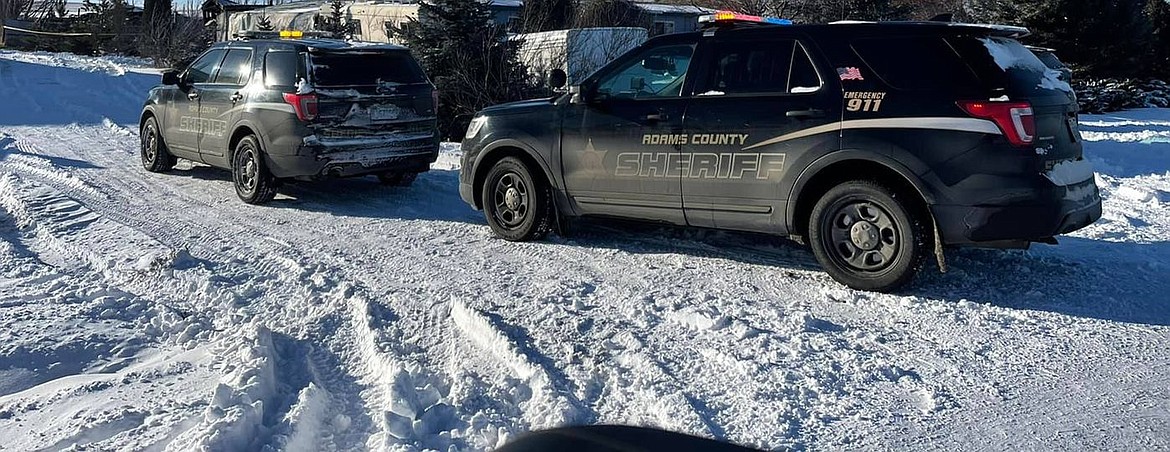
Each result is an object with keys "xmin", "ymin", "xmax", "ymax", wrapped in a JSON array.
[
  {"xmin": 377, "ymin": 171, "xmax": 418, "ymax": 187},
  {"xmin": 481, "ymin": 157, "xmax": 553, "ymax": 242},
  {"xmin": 232, "ymin": 135, "xmax": 278, "ymax": 205},
  {"xmin": 808, "ymin": 180, "xmax": 927, "ymax": 292},
  {"xmin": 140, "ymin": 116, "xmax": 175, "ymax": 173}
]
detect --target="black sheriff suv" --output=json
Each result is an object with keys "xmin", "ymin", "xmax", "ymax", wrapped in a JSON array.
[{"xmin": 459, "ymin": 13, "xmax": 1102, "ymax": 292}]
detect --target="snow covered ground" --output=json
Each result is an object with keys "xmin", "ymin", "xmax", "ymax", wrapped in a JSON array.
[{"xmin": 0, "ymin": 50, "xmax": 1167, "ymax": 451}]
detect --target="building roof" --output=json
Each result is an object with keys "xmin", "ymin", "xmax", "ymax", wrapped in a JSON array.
[{"xmin": 632, "ymin": 2, "xmax": 715, "ymax": 15}]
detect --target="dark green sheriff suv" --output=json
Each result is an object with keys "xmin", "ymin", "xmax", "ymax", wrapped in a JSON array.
[
  {"xmin": 459, "ymin": 16, "xmax": 1102, "ymax": 292},
  {"xmin": 140, "ymin": 33, "xmax": 440, "ymax": 204}
]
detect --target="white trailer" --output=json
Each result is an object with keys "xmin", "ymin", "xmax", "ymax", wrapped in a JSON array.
[{"xmin": 512, "ymin": 27, "xmax": 648, "ymax": 85}]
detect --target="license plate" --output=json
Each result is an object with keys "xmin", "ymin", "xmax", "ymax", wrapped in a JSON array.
[{"xmin": 371, "ymin": 105, "xmax": 401, "ymax": 121}]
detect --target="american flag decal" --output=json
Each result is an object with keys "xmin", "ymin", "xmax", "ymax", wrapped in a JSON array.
[{"xmin": 838, "ymin": 67, "xmax": 864, "ymax": 81}]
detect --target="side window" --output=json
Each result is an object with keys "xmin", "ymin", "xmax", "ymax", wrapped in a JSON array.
[
  {"xmin": 651, "ymin": 21, "xmax": 674, "ymax": 36},
  {"xmin": 789, "ymin": 43, "xmax": 821, "ymax": 93},
  {"xmin": 213, "ymin": 49, "xmax": 253, "ymax": 86},
  {"xmin": 264, "ymin": 51, "xmax": 301, "ymax": 87},
  {"xmin": 595, "ymin": 43, "xmax": 696, "ymax": 100},
  {"xmin": 699, "ymin": 40, "xmax": 822, "ymax": 95},
  {"xmin": 184, "ymin": 49, "xmax": 226, "ymax": 84},
  {"xmin": 852, "ymin": 37, "xmax": 980, "ymax": 90}
]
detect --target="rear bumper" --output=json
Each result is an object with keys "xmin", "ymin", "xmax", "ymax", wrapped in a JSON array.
[
  {"xmin": 932, "ymin": 176, "xmax": 1102, "ymax": 246},
  {"xmin": 267, "ymin": 144, "xmax": 438, "ymax": 179}
]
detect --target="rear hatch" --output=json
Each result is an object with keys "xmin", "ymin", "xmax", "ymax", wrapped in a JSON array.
[
  {"xmin": 950, "ymin": 36, "xmax": 1083, "ymax": 172},
  {"xmin": 307, "ymin": 48, "xmax": 437, "ymax": 147}
]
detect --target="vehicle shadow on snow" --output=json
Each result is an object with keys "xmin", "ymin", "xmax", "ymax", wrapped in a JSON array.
[
  {"xmin": 178, "ymin": 165, "xmax": 484, "ymax": 224},
  {"xmin": 561, "ymin": 217, "xmax": 824, "ymax": 273},
  {"xmin": 911, "ymin": 238, "xmax": 1170, "ymax": 326},
  {"xmin": 564, "ymin": 219, "xmax": 1170, "ymax": 326},
  {"xmin": 0, "ymin": 135, "xmax": 104, "ymax": 169}
]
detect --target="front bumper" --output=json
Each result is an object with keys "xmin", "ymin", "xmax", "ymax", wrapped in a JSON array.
[{"xmin": 932, "ymin": 176, "xmax": 1102, "ymax": 245}]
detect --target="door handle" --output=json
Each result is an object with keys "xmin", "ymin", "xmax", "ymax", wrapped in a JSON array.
[
  {"xmin": 187, "ymin": 91, "xmax": 200, "ymax": 100},
  {"xmin": 643, "ymin": 110, "xmax": 668, "ymax": 122},
  {"xmin": 786, "ymin": 108, "xmax": 824, "ymax": 119},
  {"xmin": 230, "ymin": 92, "xmax": 244, "ymax": 103}
]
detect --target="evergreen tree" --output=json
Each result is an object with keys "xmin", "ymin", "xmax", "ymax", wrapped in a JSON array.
[
  {"xmin": 320, "ymin": 0, "xmax": 355, "ymax": 39},
  {"xmin": 1146, "ymin": 0, "xmax": 1170, "ymax": 79},
  {"xmin": 519, "ymin": 0, "xmax": 574, "ymax": 32},
  {"xmin": 392, "ymin": 0, "xmax": 533, "ymax": 138},
  {"xmin": 82, "ymin": 0, "xmax": 132, "ymax": 54},
  {"xmin": 256, "ymin": 15, "xmax": 274, "ymax": 31},
  {"xmin": 969, "ymin": 0, "xmax": 1150, "ymax": 79}
]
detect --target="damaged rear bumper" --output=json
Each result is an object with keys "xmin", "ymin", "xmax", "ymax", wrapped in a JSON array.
[
  {"xmin": 932, "ymin": 176, "xmax": 1102, "ymax": 247},
  {"xmin": 267, "ymin": 131, "xmax": 439, "ymax": 179}
]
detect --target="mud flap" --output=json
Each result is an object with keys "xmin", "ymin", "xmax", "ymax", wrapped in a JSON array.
[
  {"xmin": 933, "ymin": 221, "xmax": 948, "ymax": 273},
  {"xmin": 552, "ymin": 194, "xmax": 570, "ymax": 237}
]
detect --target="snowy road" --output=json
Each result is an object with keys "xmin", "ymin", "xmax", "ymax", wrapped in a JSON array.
[{"xmin": 0, "ymin": 51, "xmax": 1167, "ymax": 451}]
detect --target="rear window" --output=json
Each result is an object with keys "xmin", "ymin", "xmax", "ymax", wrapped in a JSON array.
[
  {"xmin": 949, "ymin": 36, "xmax": 1073, "ymax": 99},
  {"xmin": 310, "ymin": 51, "xmax": 427, "ymax": 86},
  {"xmin": 852, "ymin": 37, "xmax": 981, "ymax": 91}
]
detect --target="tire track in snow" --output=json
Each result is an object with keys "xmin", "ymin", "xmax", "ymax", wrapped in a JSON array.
[{"xmin": 450, "ymin": 299, "xmax": 590, "ymax": 429}]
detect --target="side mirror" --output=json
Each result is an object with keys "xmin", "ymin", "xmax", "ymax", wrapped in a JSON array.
[
  {"xmin": 162, "ymin": 69, "xmax": 181, "ymax": 86},
  {"xmin": 548, "ymin": 69, "xmax": 567, "ymax": 89},
  {"xmin": 642, "ymin": 56, "xmax": 673, "ymax": 74}
]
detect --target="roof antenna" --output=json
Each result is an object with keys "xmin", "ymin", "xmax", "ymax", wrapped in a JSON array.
[{"xmin": 929, "ymin": 13, "xmax": 955, "ymax": 22}]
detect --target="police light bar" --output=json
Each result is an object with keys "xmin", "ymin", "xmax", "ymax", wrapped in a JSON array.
[
  {"xmin": 235, "ymin": 29, "xmax": 330, "ymax": 40},
  {"xmin": 699, "ymin": 11, "xmax": 793, "ymax": 26}
]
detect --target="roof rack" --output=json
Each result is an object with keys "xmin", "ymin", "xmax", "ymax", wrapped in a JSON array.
[
  {"xmin": 827, "ymin": 20, "xmax": 1030, "ymax": 38},
  {"xmin": 699, "ymin": 11, "xmax": 793, "ymax": 28},
  {"xmin": 234, "ymin": 30, "xmax": 334, "ymax": 40}
]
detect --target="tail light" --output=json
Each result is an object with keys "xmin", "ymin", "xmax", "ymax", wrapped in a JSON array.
[
  {"xmin": 958, "ymin": 100, "xmax": 1036, "ymax": 147},
  {"xmin": 431, "ymin": 89, "xmax": 439, "ymax": 113},
  {"xmin": 283, "ymin": 92, "xmax": 318, "ymax": 121}
]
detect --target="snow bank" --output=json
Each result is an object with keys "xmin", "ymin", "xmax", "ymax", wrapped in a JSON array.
[{"xmin": 168, "ymin": 324, "xmax": 279, "ymax": 452}]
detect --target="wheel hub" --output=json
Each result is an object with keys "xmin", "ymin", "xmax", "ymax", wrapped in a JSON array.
[
  {"xmin": 504, "ymin": 187, "xmax": 521, "ymax": 210},
  {"xmin": 849, "ymin": 220, "xmax": 880, "ymax": 250}
]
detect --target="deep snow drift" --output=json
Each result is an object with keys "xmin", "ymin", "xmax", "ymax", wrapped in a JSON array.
[{"xmin": 0, "ymin": 50, "xmax": 1167, "ymax": 451}]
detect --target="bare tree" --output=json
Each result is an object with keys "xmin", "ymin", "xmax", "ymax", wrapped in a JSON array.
[
  {"xmin": 138, "ymin": 6, "xmax": 213, "ymax": 67},
  {"xmin": 574, "ymin": 0, "xmax": 649, "ymax": 28},
  {"xmin": 1, "ymin": 0, "xmax": 35, "ymax": 22}
]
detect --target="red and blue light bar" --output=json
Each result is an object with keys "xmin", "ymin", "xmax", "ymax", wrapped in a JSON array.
[{"xmin": 699, "ymin": 11, "xmax": 793, "ymax": 26}]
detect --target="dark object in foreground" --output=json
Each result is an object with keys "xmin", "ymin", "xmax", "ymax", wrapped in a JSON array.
[{"xmin": 496, "ymin": 425, "xmax": 762, "ymax": 452}]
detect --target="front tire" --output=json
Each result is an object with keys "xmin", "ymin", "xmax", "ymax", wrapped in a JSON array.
[
  {"xmin": 808, "ymin": 180, "xmax": 927, "ymax": 292},
  {"xmin": 141, "ymin": 116, "xmax": 175, "ymax": 173},
  {"xmin": 481, "ymin": 157, "xmax": 553, "ymax": 242},
  {"xmin": 232, "ymin": 135, "xmax": 278, "ymax": 205}
]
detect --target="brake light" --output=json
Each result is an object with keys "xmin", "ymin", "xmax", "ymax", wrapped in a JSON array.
[
  {"xmin": 958, "ymin": 100, "xmax": 1036, "ymax": 147},
  {"xmin": 283, "ymin": 92, "xmax": 318, "ymax": 121}
]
